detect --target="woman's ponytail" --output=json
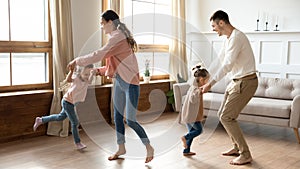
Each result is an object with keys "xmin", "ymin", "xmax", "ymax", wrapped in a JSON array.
[
  {"xmin": 117, "ymin": 22, "xmax": 138, "ymax": 52},
  {"xmin": 101, "ymin": 10, "xmax": 138, "ymax": 53}
]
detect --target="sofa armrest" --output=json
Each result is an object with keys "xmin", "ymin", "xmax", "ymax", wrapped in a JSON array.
[
  {"xmin": 173, "ymin": 82, "xmax": 190, "ymax": 112},
  {"xmin": 290, "ymin": 95, "xmax": 300, "ymax": 128}
]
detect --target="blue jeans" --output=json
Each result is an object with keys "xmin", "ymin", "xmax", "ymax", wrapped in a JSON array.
[
  {"xmin": 183, "ymin": 121, "xmax": 203, "ymax": 153},
  {"xmin": 113, "ymin": 74, "xmax": 150, "ymax": 145},
  {"xmin": 42, "ymin": 99, "xmax": 80, "ymax": 144}
]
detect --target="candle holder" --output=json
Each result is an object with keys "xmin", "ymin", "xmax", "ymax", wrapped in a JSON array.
[
  {"xmin": 255, "ymin": 19, "xmax": 260, "ymax": 31},
  {"xmin": 274, "ymin": 24, "xmax": 279, "ymax": 31},
  {"xmin": 264, "ymin": 22, "xmax": 269, "ymax": 31}
]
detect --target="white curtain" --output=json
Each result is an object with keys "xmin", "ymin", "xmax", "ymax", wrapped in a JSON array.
[
  {"xmin": 169, "ymin": 0, "xmax": 188, "ymax": 82},
  {"xmin": 110, "ymin": 0, "xmax": 120, "ymax": 14},
  {"xmin": 108, "ymin": 0, "xmax": 121, "ymax": 124},
  {"xmin": 47, "ymin": 0, "xmax": 74, "ymax": 137}
]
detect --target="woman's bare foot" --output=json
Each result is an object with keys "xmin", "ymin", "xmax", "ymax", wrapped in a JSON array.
[
  {"xmin": 108, "ymin": 144, "xmax": 126, "ymax": 161},
  {"xmin": 183, "ymin": 152, "xmax": 196, "ymax": 156},
  {"xmin": 145, "ymin": 144, "xmax": 154, "ymax": 163},
  {"xmin": 181, "ymin": 136, "xmax": 188, "ymax": 149}
]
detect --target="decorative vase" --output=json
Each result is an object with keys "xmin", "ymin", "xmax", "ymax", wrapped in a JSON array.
[{"xmin": 144, "ymin": 76, "xmax": 151, "ymax": 83}]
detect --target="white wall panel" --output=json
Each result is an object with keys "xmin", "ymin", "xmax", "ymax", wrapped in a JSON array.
[
  {"xmin": 287, "ymin": 74, "xmax": 300, "ymax": 79},
  {"xmin": 260, "ymin": 41, "xmax": 282, "ymax": 64},
  {"xmin": 288, "ymin": 41, "xmax": 300, "ymax": 65},
  {"xmin": 211, "ymin": 41, "xmax": 222, "ymax": 60},
  {"xmin": 190, "ymin": 41, "xmax": 211, "ymax": 67},
  {"xmin": 259, "ymin": 72, "xmax": 281, "ymax": 78},
  {"xmin": 188, "ymin": 32, "xmax": 300, "ymax": 80}
]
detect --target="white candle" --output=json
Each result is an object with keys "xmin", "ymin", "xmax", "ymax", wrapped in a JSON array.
[
  {"xmin": 266, "ymin": 13, "xmax": 268, "ymax": 22},
  {"xmin": 257, "ymin": 11, "xmax": 260, "ymax": 19},
  {"xmin": 276, "ymin": 16, "xmax": 278, "ymax": 25}
]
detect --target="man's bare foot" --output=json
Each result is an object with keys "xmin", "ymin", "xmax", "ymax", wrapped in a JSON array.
[
  {"xmin": 181, "ymin": 136, "xmax": 188, "ymax": 149},
  {"xmin": 230, "ymin": 155, "xmax": 252, "ymax": 165},
  {"xmin": 221, "ymin": 148, "xmax": 240, "ymax": 156},
  {"xmin": 183, "ymin": 152, "xmax": 196, "ymax": 156},
  {"xmin": 108, "ymin": 144, "xmax": 126, "ymax": 161},
  {"xmin": 145, "ymin": 144, "xmax": 154, "ymax": 163}
]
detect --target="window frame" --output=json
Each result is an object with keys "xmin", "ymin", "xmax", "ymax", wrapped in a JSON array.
[
  {"xmin": 124, "ymin": 0, "xmax": 171, "ymax": 81},
  {"xmin": 0, "ymin": 0, "xmax": 52, "ymax": 92},
  {"xmin": 101, "ymin": 0, "xmax": 171, "ymax": 84},
  {"xmin": 136, "ymin": 44, "xmax": 169, "ymax": 81}
]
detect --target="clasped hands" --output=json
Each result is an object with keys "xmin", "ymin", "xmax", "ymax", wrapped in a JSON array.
[{"xmin": 199, "ymin": 83, "xmax": 211, "ymax": 94}]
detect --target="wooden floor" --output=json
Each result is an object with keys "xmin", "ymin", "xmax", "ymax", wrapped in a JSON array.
[{"xmin": 0, "ymin": 112, "xmax": 300, "ymax": 169}]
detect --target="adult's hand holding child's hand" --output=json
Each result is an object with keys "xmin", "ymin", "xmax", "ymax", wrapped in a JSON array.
[
  {"xmin": 200, "ymin": 83, "xmax": 211, "ymax": 94},
  {"xmin": 90, "ymin": 69, "xmax": 97, "ymax": 75},
  {"xmin": 198, "ymin": 87, "xmax": 203, "ymax": 95},
  {"xmin": 67, "ymin": 60, "xmax": 76, "ymax": 71}
]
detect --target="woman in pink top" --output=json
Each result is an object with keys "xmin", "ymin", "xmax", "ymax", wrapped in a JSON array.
[
  {"xmin": 33, "ymin": 64, "xmax": 95, "ymax": 150},
  {"xmin": 67, "ymin": 10, "xmax": 154, "ymax": 163}
]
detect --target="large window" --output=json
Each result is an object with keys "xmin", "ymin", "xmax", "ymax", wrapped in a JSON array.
[
  {"xmin": 123, "ymin": 0, "xmax": 172, "ymax": 79},
  {"xmin": 0, "ymin": 0, "xmax": 52, "ymax": 92}
]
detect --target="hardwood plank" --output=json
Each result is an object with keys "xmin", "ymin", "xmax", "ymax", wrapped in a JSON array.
[{"xmin": 0, "ymin": 112, "xmax": 299, "ymax": 169}]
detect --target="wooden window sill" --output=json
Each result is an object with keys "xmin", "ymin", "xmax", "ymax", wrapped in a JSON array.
[
  {"xmin": 0, "ymin": 89, "xmax": 54, "ymax": 97},
  {"xmin": 90, "ymin": 79, "xmax": 175, "ymax": 89}
]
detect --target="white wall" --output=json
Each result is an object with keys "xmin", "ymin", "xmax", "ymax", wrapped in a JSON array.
[
  {"xmin": 71, "ymin": 0, "xmax": 102, "ymax": 57},
  {"xmin": 185, "ymin": 0, "xmax": 300, "ymax": 80},
  {"xmin": 186, "ymin": 0, "xmax": 300, "ymax": 32},
  {"xmin": 187, "ymin": 32, "xmax": 300, "ymax": 79}
]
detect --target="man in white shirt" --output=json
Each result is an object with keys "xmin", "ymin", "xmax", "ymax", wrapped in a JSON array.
[{"xmin": 201, "ymin": 10, "xmax": 258, "ymax": 165}]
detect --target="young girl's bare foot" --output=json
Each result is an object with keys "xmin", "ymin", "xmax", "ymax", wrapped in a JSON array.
[
  {"xmin": 183, "ymin": 152, "xmax": 196, "ymax": 156},
  {"xmin": 33, "ymin": 117, "xmax": 43, "ymax": 131},
  {"xmin": 108, "ymin": 144, "xmax": 126, "ymax": 161},
  {"xmin": 181, "ymin": 136, "xmax": 188, "ymax": 149},
  {"xmin": 76, "ymin": 142, "xmax": 87, "ymax": 150},
  {"xmin": 145, "ymin": 144, "xmax": 154, "ymax": 163}
]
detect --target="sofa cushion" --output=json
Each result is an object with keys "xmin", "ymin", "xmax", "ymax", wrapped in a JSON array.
[
  {"xmin": 255, "ymin": 77, "xmax": 300, "ymax": 100},
  {"xmin": 238, "ymin": 114, "xmax": 290, "ymax": 127},
  {"xmin": 203, "ymin": 93, "xmax": 291, "ymax": 119},
  {"xmin": 203, "ymin": 92, "xmax": 224, "ymax": 110},
  {"xmin": 210, "ymin": 77, "xmax": 229, "ymax": 94},
  {"xmin": 210, "ymin": 77, "xmax": 300, "ymax": 100},
  {"xmin": 242, "ymin": 97, "xmax": 291, "ymax": 118}
]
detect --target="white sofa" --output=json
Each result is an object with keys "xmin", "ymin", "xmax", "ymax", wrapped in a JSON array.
[{"xmin": 173, "ymin": 77, "xmax": 300, "ymax": 144}]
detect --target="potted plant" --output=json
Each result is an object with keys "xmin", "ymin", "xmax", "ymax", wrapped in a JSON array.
[
  {"xmin": 166, "ymin": 89, "xmax": 176, "ymax": 112},
  {"xmin": 143, "ymin": 59, "xmax": 151, "ymax": 83}
]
